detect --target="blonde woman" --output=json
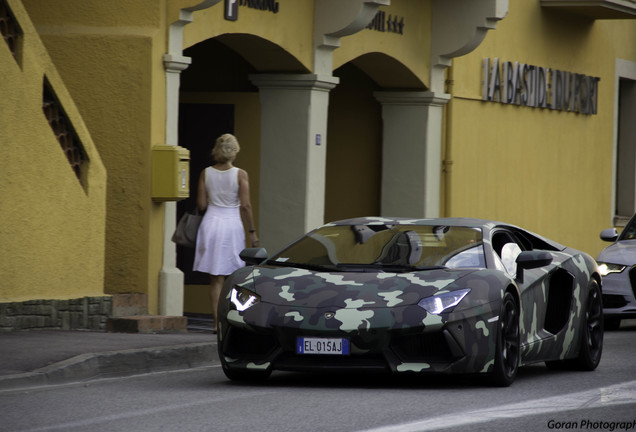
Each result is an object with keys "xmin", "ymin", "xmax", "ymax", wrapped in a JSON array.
[{"xmin": 193, "ymin": 134, "xmax": 258, "ymax": 333}]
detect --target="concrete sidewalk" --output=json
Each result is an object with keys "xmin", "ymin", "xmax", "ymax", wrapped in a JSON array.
[{"xmin": 0, "ymin": 329, "xmax": 218, "ymax": 391}]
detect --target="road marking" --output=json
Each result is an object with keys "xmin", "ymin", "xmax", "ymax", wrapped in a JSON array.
[
  {"xmin": 0, "ymin": 364, "xmax": 222, "ymax": 396},
  {"xmin": 362, "ymin": 380, "xmax": 636, "ymax": 432},
  {"xmin": 16, "ymin": 388, "xmax": 274, "ymax": 432}
]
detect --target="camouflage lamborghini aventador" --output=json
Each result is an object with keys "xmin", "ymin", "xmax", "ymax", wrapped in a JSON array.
[{"xmin": 217, "ymin": 217, "xmax": 603, "ymax": 386}]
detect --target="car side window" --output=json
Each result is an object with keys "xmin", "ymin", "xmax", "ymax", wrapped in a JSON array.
[{"xmin": 445, "ymin": 245, "xmax": 486, "ymax": 269}]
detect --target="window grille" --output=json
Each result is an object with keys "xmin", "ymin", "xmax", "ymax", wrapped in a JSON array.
[
  {"xmin": 0, "ymin": 0, "xmax": 21, "ymax": 61},
  {"xmin": 42, "ymin": 79, "xmax": 88, "ymax": 184}
]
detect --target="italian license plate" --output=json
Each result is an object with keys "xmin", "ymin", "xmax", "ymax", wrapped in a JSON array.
[{"xmin": 296, "ymin": 337, "xmax": 350, "ymax": 355}]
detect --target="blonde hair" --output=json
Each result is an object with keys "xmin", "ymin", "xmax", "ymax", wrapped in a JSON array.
[{"xmin": 212, "ymin": 133, "xmax": 240, "ymax": 163}]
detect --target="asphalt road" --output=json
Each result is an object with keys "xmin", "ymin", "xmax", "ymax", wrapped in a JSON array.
[{"xmin": 1, "ymin": 326, "xmax": 635, "ymax": 432}]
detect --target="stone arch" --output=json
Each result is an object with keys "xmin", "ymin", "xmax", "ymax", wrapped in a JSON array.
[
  {"xmin": 348, "ymin": 52, "xmax": 428, "ymax": 90},
  {"xmin": 176, "ymin": 34, "xmax": 306, "ymax": 285},
  {"xmin": 325, "ymin": 53, "xmax": 426, "ymax": 222},
  {"xmin": 182, "ymin": 34, "xmax": 309, "ymax": 92}
]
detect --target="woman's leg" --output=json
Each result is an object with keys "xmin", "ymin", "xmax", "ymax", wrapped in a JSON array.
[{"xmin": 210, "ymin": 275, "xmax": 225, "ymax": 332}]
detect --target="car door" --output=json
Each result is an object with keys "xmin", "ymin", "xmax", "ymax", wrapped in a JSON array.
[{"xmin": 490, "ymin": 229, "xmax": 556, "ymax": 355}]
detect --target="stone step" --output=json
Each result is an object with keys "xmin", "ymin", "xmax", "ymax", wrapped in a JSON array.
[{"xmin": 107, "ymin": 315, "xmax": 187, "ymax": 334}]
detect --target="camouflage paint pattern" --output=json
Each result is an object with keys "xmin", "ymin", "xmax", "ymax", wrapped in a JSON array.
[{"xmin": 217, "ymin": 217, "xmax": 601, "ymax": 377}]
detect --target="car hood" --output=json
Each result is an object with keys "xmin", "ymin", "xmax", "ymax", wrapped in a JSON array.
[
  {"xmin": 233, "ymin": 266, "xmax": 477, "ymax": 308},
  {"xmin": 597, "ymin": 239, "xmax": 636, "ymax": 266}
]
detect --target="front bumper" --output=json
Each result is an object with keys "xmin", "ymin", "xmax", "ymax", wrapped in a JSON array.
[
  {"xmin": 601, "ymin": 267, "xmax": 636, "ymax": 319},
  {"xmin": 218, "ymin": 303, "xmax": 500, "ymax": 376}
]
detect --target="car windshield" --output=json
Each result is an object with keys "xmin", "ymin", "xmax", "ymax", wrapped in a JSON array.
[{"xmin": 268, "ymin": 224, "xmax": 485, "ymax": 272}]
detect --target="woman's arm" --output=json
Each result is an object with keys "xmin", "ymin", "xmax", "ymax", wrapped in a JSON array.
[
  {"xmin": 196, "ymin": 169, "xmax": 208, "ymax": 212},
  {"xmin": 238, "ymin": 169, "xmax": 259, "ymax": 247}
]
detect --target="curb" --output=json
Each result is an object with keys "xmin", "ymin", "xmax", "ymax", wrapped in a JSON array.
[{"xmin": 0, "ymin": 342, "xmax": 218, "ymax": 392}]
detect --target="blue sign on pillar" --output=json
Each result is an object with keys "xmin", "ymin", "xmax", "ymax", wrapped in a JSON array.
[{"xmin": 316, "ymin": 134, "xmax": 321, "ymax": 146}]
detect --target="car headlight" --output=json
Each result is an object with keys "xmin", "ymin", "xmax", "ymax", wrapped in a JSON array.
[
  {"xmin": 418, "ymin": 289, "xmax": 470, "ymax": 315},
  {"xmin": 230, "ymin": 286, "xmax": 261, "ymax": 311},
  {"xmin": 598, "ymin": 262, "xmax": 626, "ymax": 276}
]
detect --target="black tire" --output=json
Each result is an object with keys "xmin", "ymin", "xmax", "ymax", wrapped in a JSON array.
[
  {"xmin": 573, "ymin": 279, "xmax": 603, "ymax": 371},
  {"xmin": 490, "ymin": 292, "xmax": 520, "ymax": 387},
  {"xmin": 218, "ymin": 331, "xmax": 272, "ymax": 382}
]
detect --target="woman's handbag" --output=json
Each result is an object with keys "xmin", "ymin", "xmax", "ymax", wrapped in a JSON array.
[{"xmin": 172, "ymin": 210, "xmax": 202, "ymax": 248}]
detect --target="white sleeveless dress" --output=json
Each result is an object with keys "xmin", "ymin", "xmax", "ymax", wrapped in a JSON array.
[{"xmin": 193, "ymin": 166, "xmax": 245, "ymax": 276}]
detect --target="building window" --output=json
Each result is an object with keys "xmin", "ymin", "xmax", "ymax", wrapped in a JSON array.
[
  {"xmin": 613, "ymin": 59, "xmax": 636, "ymax": 225},
  {"xmin": 0, "ymin": 0, "xmax": 22, "ymax": 63},
  {"xmin": 42, "ymin": 79, "xmax": 88, "ymax": 186},
  {"xmin": 616, "ymin": 77, "xmax": 636, "ymax": 221}
]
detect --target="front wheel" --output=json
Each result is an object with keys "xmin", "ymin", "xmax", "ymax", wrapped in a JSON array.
[
  {"xmin": 218, "ymin": 330, "xmax": 272, "ymax": 382},
  {"xmin": 573, "ymin": 279, "xmax": 603, "ymax": 371},
  {"xmin": 489, "ymin": 292, "xmax": 520, "ymax": 387}
]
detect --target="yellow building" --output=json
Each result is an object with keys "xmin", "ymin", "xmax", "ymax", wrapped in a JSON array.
[{"xmin": 1, "ymin": 0, "xmax": 634, "ymax": 329}]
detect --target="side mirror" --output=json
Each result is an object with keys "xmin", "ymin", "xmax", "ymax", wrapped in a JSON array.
[
  {"xmin": 600, "ymin": 228, "xmax": 618, "ymax": 242},
  {"xmin": 516, "ymin": 251, "xmax": 553, "ymax": 282},
  {"xmin": 239, "ymin": 247, "xmax": 268, "ymax": 266}
]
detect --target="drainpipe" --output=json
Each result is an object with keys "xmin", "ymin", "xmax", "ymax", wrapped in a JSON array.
[
  {"xmin": 442, "ymin": 65, "xmax": 454, "ymax": 217},
  {"xmin": 431, "ymin": 0, "xmax": 509, "ymax": 217}
]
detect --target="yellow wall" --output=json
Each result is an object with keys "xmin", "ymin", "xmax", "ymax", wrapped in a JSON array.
[
  {"xmin": 446, "ymin": 1, "xmax": 636, "ymax": 256},
  {"xmin": 183, "ymin": 1, "xmax": 432, "ymax": 88},
  {"xmin": 334, "ymin": 0, "xmax": 431, "ymax": 87},
  {"xmin": 22, "ymin": 0, "xmax": 169, "ymax": 312},
  {"xmin": 6, "ymin": 0, "xmax": 635, "ymax": 318},
  {"xmin": 184, "ymin": 1, "xmax": 314, "ymax": 71},
  {"xmin": 0, "ymin": 0, "xmax": 106, "ymax": 302}
]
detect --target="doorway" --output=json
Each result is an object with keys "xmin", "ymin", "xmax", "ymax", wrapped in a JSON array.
[{"xmin": 177, "ymin": 103, "xmax": 234, "ymax": 284}]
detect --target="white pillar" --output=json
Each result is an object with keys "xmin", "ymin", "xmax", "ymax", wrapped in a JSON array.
[
  {"xmin": 250, "ymin": 74, "xmax": 339, "ymax": 253},
  {"xmin": 158, "ymin": 1, "xmax": 221, "ymax": 316},
  {"xmin": 375, "ymin": 91, "xmax": 450, "ymax": 218},
  {"xmin": 158, "ymin": 55, "xmax": 191, "ymax": 317}
]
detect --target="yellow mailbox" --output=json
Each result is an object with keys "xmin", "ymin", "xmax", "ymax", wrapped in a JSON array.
[{"xmin": 152, "ymin": 145, "xmax": 190, "ymax": 201}]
